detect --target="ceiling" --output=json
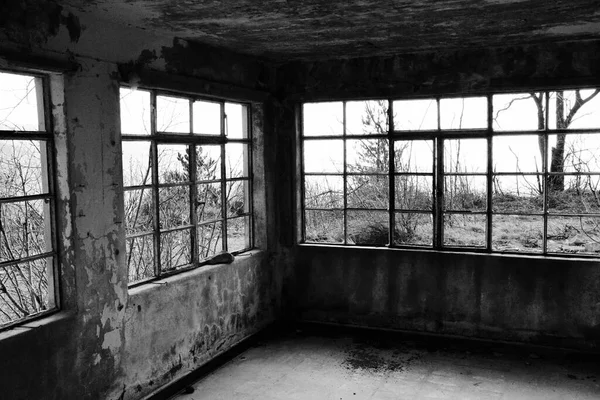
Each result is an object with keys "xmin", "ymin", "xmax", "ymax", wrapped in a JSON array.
[{"xmin": 60, "ymin": 0, "xmax": 600, "ymax": 61}]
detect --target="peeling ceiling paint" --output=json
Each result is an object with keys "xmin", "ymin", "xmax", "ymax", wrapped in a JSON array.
[{"xmin": 56, "ymin": 0, "xmax": 600, "ymax": 61}]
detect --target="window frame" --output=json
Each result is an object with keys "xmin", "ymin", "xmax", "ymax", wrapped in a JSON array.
[
  {"xmin": 300, "ymin": 89, "xmax": 600, "ymax": 258},
  {"xmin": 120, "ymin": 86, "xmax": 254, "ymax": 287},
  {"xmin": 0, "ymin": 69, "xmax": 60, "ymax": 331}
]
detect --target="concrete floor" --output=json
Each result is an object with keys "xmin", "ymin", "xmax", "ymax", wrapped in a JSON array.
[{"xmin": 172, "ymin": 328, "xmax": 600, "ymax": 400}]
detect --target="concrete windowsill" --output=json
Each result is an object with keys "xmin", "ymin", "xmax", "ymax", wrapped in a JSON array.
[{"xmin": 0, "ymin": 309, "xmax": 76, "ymax": 342}]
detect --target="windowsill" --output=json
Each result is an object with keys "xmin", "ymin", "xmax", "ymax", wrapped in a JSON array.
[
  {"xmin": 128, "ymin": 249, "xmax": 264, "ymax": 295},
  {"xmin": 296, "ymin": 243, "xmax": 600, "ymax": 263},
  {"xmin": 0, "ymin": 310, "xmax": 76, "ymax": 342}
]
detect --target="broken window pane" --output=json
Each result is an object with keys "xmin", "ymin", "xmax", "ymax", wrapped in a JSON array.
[
  {"xmin": 492, "ymin": 215, "xmax": 543, "ymax": 253},
  {"xmin": 126, "ymin": 235, "xmax": 154, "ymax": 284},
  {"xmin": 393, "ymin": 99, "xmax": 437, "ymax": 131},
  {"xmin": 394, "ymin": 140, "xmax": 434, "ymax": 173},
  {"xmin": 197, "ymin": 182, "xmax": 221, "ymax": 222},
  {"xmin": 122, "ymin": 140, "xmax": 152, "ymax": 187},
  {"xmin": 0, "ymin": 72, "xmax": 42, "ymax": 132},
  {"xmin": 198, "ymin": 222, "xmax": 223, "ymax": 259},
  {"xmin": 158, "ymin": 144, "xmax": 190, "ymax": 183},
  {"xmin": 547, "ymin": 216, "xmax": 600, "ymax": 255},
  {"xmin": 0, "ymin": 200, "xmax": 51, "ymax": 262},
  {"xmin": 443, "ymin": 214, "xmax": 486, "ymax": 247},
  {"xmin": 347, "ymin": 175, "xmax": 388, "ymax": 209},
  {"xmin": 0, "ymin": 140, "xmax": 46, "ymax": 197},
  {"xmin": 124, "ymin": 188, "xmax": 153, "ymax": 235},
  {"xmin": 157, "ymin": 95, "xmax": 190, "ymax": 133},
  {"xmin": 227, "ymin": 216, "xmax": 250, "ymax": 253},
  {"xmin": 493, "ymin": 93, "xmax": 544, "ymax": 131},
  {"xmin": 226, "ymin": 180, "xmax": 249, "ymax": 218},
  {"xmin": 395, "ymin": 175, "xmax": 433, "ymax": 211},
  {"xmin": 304, "ymin": 175, "xmax": 343, "ymax": 209},
  {"xmin": 394, "ymin": 213, "xmax": 433, "ymax": 246},
  {"xmin": 346, "ymin": 100, "xmax": 388, "ymax": 135},
  {"xmin": 193, "ymin": 100, "xmax": 221, "ymax": 135},
  {"xmin": 225, "ymin": 102, "xmax": 248, "ymax": 139},
  {"xmin": 158, "ymin": 185, "xmax": 191, "ymax": 229},
  {"xmin": 305, "ymin": 210, "xmax": 343, "ymax": 243},
  {"xmin": 303, "ymin": 139, "xmax": 343, "ymax": 173},
  {"xmin": 303, "ymin": 102, "xmax": 343, "ymax": 136},
  {"xmin": 120, "ymin": 88, "xmax": 151, "ymax": 135},
  {"xmin": 347, "ymin": 139, "xmax": 389, "ymax": 173},
  {"xmin": 492, "ymin": 175, "xmax": 543, "ymax": 213},
  {"xmin": 440, "ymin": 97, "xmax": 487, "ymax": 130},
  {"xmin": 347, "ymin": 210, "xmax": 388, "ymax": 246},
  {"xmin": 160, "ymin": 229, "xmax": 192, "ymax": 271}
]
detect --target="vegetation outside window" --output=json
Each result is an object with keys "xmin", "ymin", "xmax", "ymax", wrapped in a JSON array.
[
  {"xmin": 301, "ymin": 90, "xmax": 600, "ymax": 257},
  {"xmin": 120, "ymin": 88, "xmax": 252, "ymax": 286},
  {"xmin": 0, "ymin": 71, "xmax": 58, "ymax": 329}
]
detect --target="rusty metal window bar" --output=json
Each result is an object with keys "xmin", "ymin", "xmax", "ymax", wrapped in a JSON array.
[
  {"xmin": 301, "ymin": 89, "xmax": 600, "ymax": 258},
  {"xmin": 0, "ymin": 70, "xmax": 59, "ymax": 330},
  {"xmin": 120, "ymin": 88, "xmax": 253, "ymax": 286}
]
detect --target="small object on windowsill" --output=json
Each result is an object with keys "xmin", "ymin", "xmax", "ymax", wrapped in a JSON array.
[{"xmin": 206, "ymin": 252, "xmax": 235, "ymax": 265}]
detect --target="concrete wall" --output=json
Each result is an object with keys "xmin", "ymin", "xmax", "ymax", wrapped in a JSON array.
[
  {"xmin": 0, "ymin": 3, "xmax": 285, "ymax": 400},
  {"xmin": 280, "ymin": 40, "xmax": 600, "ymax": 351}
]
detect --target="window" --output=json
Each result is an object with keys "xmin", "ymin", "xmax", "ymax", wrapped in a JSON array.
[
  {"xmin": 0, "ymin": 71, "xmax": 57, "ymax": 329},
  {"xmin": 301, "ymin": 89, "xmax": 600, "ymax": 257},
  {"xmin": 120, "ymin": 88, "xmax": 252, "ymax": 285}
]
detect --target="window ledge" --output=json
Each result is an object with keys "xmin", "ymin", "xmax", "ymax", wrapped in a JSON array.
[
  {"xmin": 0, "ymin": 310, "xmax": 76, "ymax": 342},
  {"xmin": 128, "ymin": 249, "xmax": 265, "ymax": 295}
]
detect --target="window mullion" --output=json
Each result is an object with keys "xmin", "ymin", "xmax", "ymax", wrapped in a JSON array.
[
  {"xmin": 220, "ymin": 103, "xmax": 227, "ymax": 252},
  {"xmin": 543, "ymin": 91, "xmax": 549, "ymax": 254},
  {"xmin": 388, "ymin": 99, "xmax": 395, "ymax": 247},
  {"xmin": 486, "ymin": 94, "xmax": 493, "ymax": 252},
  {"xmin": 435, "ymin": 98, "xmax": 444, "ymax": 249},
  {"xmin": 189, "ymin": 100, "xmax": 198, "ymax": 267},
  {"xmin": 150, "ymin": 91, "xmax": 161, "ymax": 277},
  {"xmin": 343, "ymin": 102, "xmax": 348, "ymax": 245}
]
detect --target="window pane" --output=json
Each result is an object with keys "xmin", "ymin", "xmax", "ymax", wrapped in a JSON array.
[
  {"xmin": 160, "ymin": 229, "xmax": 192, "ymax": 271},
  {"xmin": 548, "ymin": 133, "xmax": 600, "ymax": 173},
  {"xmin": 197, "ymin": 182, "xmax": 222, "ymax": 222},
  {"xmin": 305, "ymin": 210, "xmax": 343, "ymax": 243},
  {"xmin": 394, "ymin": 213, "xmax": 433, "ymax": 246},
  {"xmin": 444, "ymin": 175, "xmax": 487, "ymax": 211},
  {"xmin": 346, "ymin": 100, "xmax": 388, "ymax": 135},
  {"xmin": 549, "ymin": 90, "xmax": 600, "ymax": 130},
  {"xmin": 493, "ymin": 93, "xmax": 544, "ymax": 131},
  {"xmin": 124, "ymin": 189, "xmax": 153, "ymax": 235},
  {"xmin": 303, "ymin": 102, "xmax": 343, "ymax": 136},
  {"xmin": 225, "ymin": 102, "xmax": 248, "ymax": 139},
  {"xmin": 196, "ymin": 145, "xmax": 221, "ymax": 181},
  {"xmin": 193, "ymin": 100, "xmax": 221, "ymax": 135},
  {"xmin": 547, "ymin": 216, "xmax": 600, "ymax": 254},
  {"xmin": 0, "ymin": 200, "xmax": 50, "ymax": 262},
  {"xmin": 492, "ymin": 215, "xmax": 543, "ymax": 252},
  {"xmin": 227, "ymin": 216, "xmax": 250, "ymax": 252},
  {"xmin": 198, "ymin": 222, "xmax": 223, "ymax": 259},
  {"xmin": 395, "ymin": 140, "xmax": 434, "ymax": 173},
  {"xmin": 347, "ymin": 139, "xmax": 389, "ymax": 173},
  {"xmin": 493, "ymin": 135, "xmax": 543, "ymax": 173},
  {"xmin": 158, "ymin": 185, "xmax": 191, "ymax": 229},
  {"xmin": 303, "ymin": 139, "xmax": 343, "ymax": 173},
  {"xmin": 395, "ymin": 175, "xmax": 433, "ymax": 210},
  {"xmin": 443, "ymin": 214, "xmax": 486, "ymax": 247},
  {"xmin": 0, "ymin": 140, "xmax": 46, "ymax": 197},
  {"xmin": 347, "ymin": 210, "xmax": 389, "ymax": 246},
  {"xmin": 225, "ymin": 143, "xmax": 248, "ymax": 179},
  {"xmin": 347, "ymin": 175, "xmax": 388, "ymax": 209},
  {"xmin": 158, "ymin": 144, "xmax": 190, "ymax": 184},
  {"xmin": 444, "ymin": 139, "xmax": 487, "ymax": 173},
  {"xmin": 120, "ymin": 88, "xmax": 150, "ymax": 135},
  {"xmin": 0, "ymin": 258, "xmax": 52, "ymax": 327},
  {"xmin": 157, "ymin": 95, "xmax": 190, "ymax": 133},
  {"xmin": 548, "ymin": 175, "xmax": 600, "ymax": 214},
  {"xmin": 0, "ymin": 72, "xmax": 42, "ymax": 131},
  {"xmin": 126, "ymin": 235, "xmax": 154, "ymax": 284},
  {"xmin": 122, "ymin": 141, "xmax": 152, "ymax": 187},
  {"xmin": 440, "ymin": 97, "xmax": 487, "ymax": 129},
  {"xmin": 226, "ymin": 180, "xmax": 249, "ymax": 218},
  {"xmin": 393, "ymin": 99, "xmax": 437, "ymax": 131},
  {"xmin": 304, "ymin": 175, "xmax": 343, "ymax": 209},
  {"xmin": 492, "ymin": 175, "xmax": 543, "ymax": 213}
]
